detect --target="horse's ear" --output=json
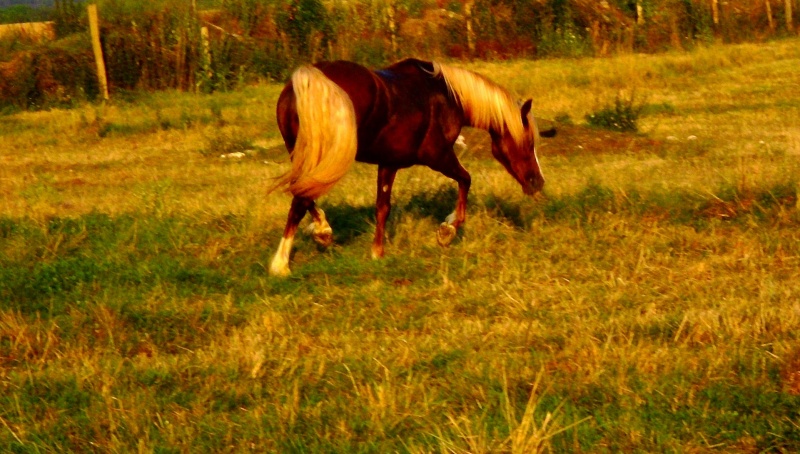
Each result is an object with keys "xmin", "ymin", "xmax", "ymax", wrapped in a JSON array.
[{"xmin": 520, "ymin": 99, "xmax": 533, "ymax": 126}]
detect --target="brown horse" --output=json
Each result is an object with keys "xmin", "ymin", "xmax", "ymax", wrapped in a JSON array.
[{"xmin": 269, "ymin": 58, "xmax": 552, "ymax": 276}]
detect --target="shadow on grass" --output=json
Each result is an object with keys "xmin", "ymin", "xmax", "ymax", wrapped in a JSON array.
[
  {"xmin": 322, "ymin": 185, "xmax": 460, "ymax": 245},
  {"xmin": 284, "ymin": 178, "xmax": 800, "ymax": 250},
  {"xmin": 320, "ymin": 184, "xmax": 547, "ymax": 245},
  {"xmin": 323, "ymin": 204, "xmax": 375, "ymax": 245},
  {"xmin": 483, "ymin": 194, "xmax": 528, "ymax": 229},
  {"xmin": 403, "ymin": 185, "xmax": 458, "ymax": 221}
]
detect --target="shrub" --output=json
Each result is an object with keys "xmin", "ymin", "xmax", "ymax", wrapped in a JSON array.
[
  {"xmin": 0, "ymin": 34, "xmax": 97, "ymax": 111},
  {"xmin": 99, "ymin": 0, "xmax": 198, "ymax": 91},
  {"xmin": 275, "ymin": 0, "xmax": 332, "ymax": 61},
  {"xmin": 585, "ymin": 93, "xmax": 643, "ymax": 133},
  {"xmin": 53, "ymin": 0, "xmax": 85, "ymax": 38}
]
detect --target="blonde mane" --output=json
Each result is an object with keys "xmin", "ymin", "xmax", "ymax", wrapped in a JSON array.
[{"xmin": 431, "ymin": 62, "xmax": 526, "ymax": 146}]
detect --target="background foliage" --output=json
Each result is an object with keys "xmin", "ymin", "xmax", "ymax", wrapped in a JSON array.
[{"xmin": 0, "ymin": 0, "xmax": 798, "ymax": 109}]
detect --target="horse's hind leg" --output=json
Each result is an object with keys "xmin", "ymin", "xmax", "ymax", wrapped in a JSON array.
[
  {"xmin": 306, "ymin": 204, "xmax": 333, "ymax": 248},
  {"xmin": 270, "ymin": 196, "xmax": 313, "ymax": 276}
]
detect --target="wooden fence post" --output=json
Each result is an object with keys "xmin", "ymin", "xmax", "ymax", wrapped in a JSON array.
[
  {"xmin": 465, "ymin": 0, "xmax": 475, "ymax": 57},
  {"xmin": 386, "ymin": 0, "xmax": 397, "ymax": 59},
  {"xmin": 636, "ymin": 1, "xmax": 645, "ymax": 25},
  {"xmin": 199, "ymin": 26, "xmax": 212, "ymax": 91},
  {"xmin": 88, "ymin": 4, "xmax": 109, "ymax": 101},
  {"xmin": 765, "ymin": 0, "xmax": 775, "ymax": 31},
  {"xmin": 711, "ymin": 0, "xmax": 720, "ymax": 27}
]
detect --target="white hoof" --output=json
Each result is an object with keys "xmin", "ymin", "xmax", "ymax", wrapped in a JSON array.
[
  {"xmin": 269, "ymin": 237, "xmax": 293, "ymax": 277},
  {"xmin": 269, "ymin": 260, "xmax": 291, "ymax": 277},
  {"xmin": 437, "ymin": 223, "xmax": 457, "ymax": 247},
  {"xmin": 311, "ymin": 224, "xmax": 333, "ymax": 248}
]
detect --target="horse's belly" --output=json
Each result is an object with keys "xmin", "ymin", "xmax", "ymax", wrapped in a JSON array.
[
  {"xmin": 354, "ymin": 114, "xmax": 428, "ymax": 167},
  {"xmin": 355, "ymin": 147, "xmax": 418, "ymax": 168}
]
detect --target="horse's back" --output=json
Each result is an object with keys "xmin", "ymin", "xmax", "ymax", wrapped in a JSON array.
[
  {"xmin": 278, "ymin": 59, "xmax": 435, "ymax": 126},
  {"xmin": 314, "ymin": 61, "xmax": 386, "ymax": 124},
  {"xmin": 380, "ymin": 58, "xmax": 435, "ymax": 78},
  {"xmin": 317, "ymin": 58, "xmax": 435, "ymax": 96}
]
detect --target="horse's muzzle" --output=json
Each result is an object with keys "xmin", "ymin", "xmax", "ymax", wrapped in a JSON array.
[{"xmin": 524, "ymin": 175, "xmax": 545, "ymax": 196}]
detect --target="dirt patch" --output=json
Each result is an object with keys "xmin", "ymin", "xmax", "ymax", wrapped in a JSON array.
[
  {"xmin": 459, "ymin": 121, "xmax": 664, "ymax": 159},
  {"xmin": 538, "ymin": 122, "xmax": 664, "ymax": 156}
]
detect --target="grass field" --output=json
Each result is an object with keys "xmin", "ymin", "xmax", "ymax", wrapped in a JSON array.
[{"xmin": 1, "ymin": 38, "xmax": 800, "ymax": 452}]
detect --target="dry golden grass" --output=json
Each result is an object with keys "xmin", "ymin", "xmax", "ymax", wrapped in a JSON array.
[
  {"xmin": 0, "ymin": 21, "xmax": 54, "ymax": 41},
  {"xmin": 1, "ymin": 38, "xmax": 799, "ymax": 452}
]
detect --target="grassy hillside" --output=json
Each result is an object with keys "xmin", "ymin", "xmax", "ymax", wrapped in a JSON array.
[{"xmin": 1, "ymin": 39, "xmax": 799, "ymax": 451}]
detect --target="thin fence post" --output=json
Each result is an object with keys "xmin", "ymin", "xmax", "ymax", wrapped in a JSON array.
[
  {"xmin": 386, "ymin": 0, "xmax": 397, "ymax": 60},
  {"xmin": 465, "ymin": 0, "xmax": 475, "ymax": 57},
  {"xmin": 636, "ymin": 1, "xmax": 645, "ymax": 25},
  {"xmin": 711, "ymin": 0, "xmax": 720, "ymax": 27},
  {"xmin": 88, "ymin": 3, "xmax": 109, "ymax": 101},
  {"xmin": 765, "ymin": 0, "xmax": 775, "ymax": 32},
  {"xmin": 176, "ymin": 32, "xmax": 184, "ymax": 91},
  {"xmin": 199, "ymin": 26, "xmax": 212, "ymax": 92}
]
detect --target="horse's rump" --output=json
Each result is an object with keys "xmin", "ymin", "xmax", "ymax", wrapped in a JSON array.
[{"xmin": 273, "ymin": 66, "xmax": 358, "ymax": 200}]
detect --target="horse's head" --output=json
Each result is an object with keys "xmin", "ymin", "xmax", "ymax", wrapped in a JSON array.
[{"xmin": 490, "ymin": 99, "xmax": 545, "ymax": 196}]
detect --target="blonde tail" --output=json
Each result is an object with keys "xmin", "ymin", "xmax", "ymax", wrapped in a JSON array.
[{"xmin": 275, "ymin": 66, "xmax": 358, "ymax": 200}]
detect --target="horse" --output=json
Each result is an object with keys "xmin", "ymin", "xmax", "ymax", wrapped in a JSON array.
[{"xmin": 269, "ymin": 58, "xmax": 553, "ymax": 276}]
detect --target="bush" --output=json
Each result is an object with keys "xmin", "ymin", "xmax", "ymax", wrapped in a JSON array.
[
  {"xmin": 537, "ymin": 24, "xmax": 592, "ymax": 58},
  {"xmin": 0, "ymin": 34, "xmax": 97, "ymax": 111},
  {"xmin": 275, "ymin": 0, "xmax": 331, "ymax": 59},
  {"xmin": 0, "ymin": 51, "xmax": 35, "ymax": 111},
  {"xmin": 100, "ymin": 0, "xmax": 198, "ymax": 91},
  {"xmin": 53, "ymin": 0, "xmax": 85, "ymax": 37},
  {"xmin": 585, "ymin": 93, "xmax": 643, "ymax": 133}
]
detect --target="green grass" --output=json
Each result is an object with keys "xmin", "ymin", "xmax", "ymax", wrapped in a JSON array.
[{"xmin": 1, "ymin": 38, "xmax": 800, "ymax": 452}]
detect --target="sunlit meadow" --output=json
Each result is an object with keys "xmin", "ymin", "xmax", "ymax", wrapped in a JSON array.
[{"xmin": 1, "ymin": 38, "xmax": 799, "ymax": 452}]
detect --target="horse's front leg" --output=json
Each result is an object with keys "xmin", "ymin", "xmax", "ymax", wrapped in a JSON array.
[
  {"xmin": 270, "ymin": 196, "xmax": 313, "ymax": 276},
  {"xmin": 432, "ymin": 155, "xmax": 471, "ymax": 247},
  {"xmin": 372, "ymin": 166, "xmax": 398, "ymax": 259}
]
